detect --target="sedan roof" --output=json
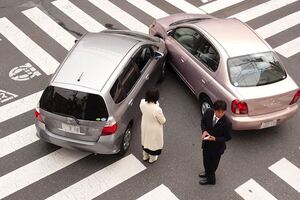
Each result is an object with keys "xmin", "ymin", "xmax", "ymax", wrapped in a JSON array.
[
  {"xmin": 194, "ymin": 18, "xmax": 270, "ymax": 57},
  {"xmin": 52, "ymin": 32, "xmax": 139, "ymax": 92}
]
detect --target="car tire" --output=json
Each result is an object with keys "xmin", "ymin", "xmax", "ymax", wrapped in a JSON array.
[
  {"xmin": 157, "ymin": 60, "xmax": 166, "ymax": 83},
  {"xmin": 199, "ymin": 96, "xmax": 213, "ymax": 117},
  {"xmin": 119, "ymin": 124, "xmax": 132, "ymax": 155}
]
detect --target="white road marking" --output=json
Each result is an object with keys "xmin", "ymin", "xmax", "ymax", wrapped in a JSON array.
[
  {"xmin": 127, "ymin": 0, "xmax": 169, "ymax": 19},
  {"xmin": 0, "ymin": 148, "xmax": 90, "ymax": 199},
  {"xmin": 256, "ymin": 10, "xmax": 300, "ymax": 39},
  {"xmin": 0, "ymin": 90, "xmax": 18, "ymax": 104},
  {"xmin": 164, "ymin": 0, "xmax": 206, "ymax": 14},
  {"xmin": 137, "ymin": 184, "xmax": 179, "ymax": 200},
  {"xmin": 0, "ymin": 17, "xmax": 59, "ymax": 75},
  {"xmin": 0, "ymin": 90, "xmax": 42, "ymax": 123},
  {"xmin": 230, "ymin": 0, "xmax": 298, "ymax": 22},
  {"xmin": 235, "ymin": 179, "xmax": 278, "ymax": 200},
  {"xmin": 52, "ymin": 0, "xmax": 105, "ymax": 33},
  {"xmin": 269, "ymin": 158, "xmax": 300, "ymax": 193},
  {"xmin": 274, "ymin": 37, "xmax": 300, "ymax": 58},
  {"xmin": 88, "ymin": 0, "xmax": 148, "ymax": 33},
  {"xmin": 22, "ymin": 7, "xmax": 76, "ymax": 50},
  {"xmin": 0, "ymin": 125, "xmax": 39, "ymax": 158},
  {"xmin": 46, "ymin": 154, "xmax": 146, "ymax": 200},
  {"xmin": 199, "ymin": 0, "xmax": 246, "ymax": 14}
]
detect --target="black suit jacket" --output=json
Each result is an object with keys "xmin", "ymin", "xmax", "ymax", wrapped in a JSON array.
[{"xmin": 201, "ymin": 108, "xmax": 232, "ymax": 154}]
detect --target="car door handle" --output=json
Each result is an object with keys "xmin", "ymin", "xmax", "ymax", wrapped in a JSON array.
[
  {"xmin": 180, "ymin": 58, "xmax": 185, "ymax": 63},
  {"xmin": 128, "ymin": 99, "xmax": 134, "ymax": 106},
  {"xmin": 201, "ymin": 79, "xmax": 206, "ymax": 84},
  {"xmin": 145, "ymin": 74, "xmax": 150, "ymax": 80}
]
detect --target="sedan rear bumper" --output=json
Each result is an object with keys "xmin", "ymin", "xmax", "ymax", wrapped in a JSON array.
[
  {"xmin": 35, "ymin": 122, "xmax": 122, "ymax": 154},
  {"xmin": 230, "ymin": 104, "xmax": 298, "ymax": 130}
]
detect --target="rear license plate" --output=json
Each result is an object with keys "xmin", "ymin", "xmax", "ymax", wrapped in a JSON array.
[
  {"xmin": 260, "ymin": 120, "xmax": 277, "ymax": 129},
  {"xmin": 61, "ymin": 123, "xmax": 84, "ymax": 135}
]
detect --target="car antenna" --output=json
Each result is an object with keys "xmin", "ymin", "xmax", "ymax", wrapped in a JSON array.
[{"xmin": 77, "ymin": 72, "xmax": 84, "ymax": 82}]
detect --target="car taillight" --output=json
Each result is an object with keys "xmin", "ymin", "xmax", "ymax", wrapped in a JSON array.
[
  {"xmin": 35, "ymin": 108, "xmax": 44, "ymax": 123},
  {"xmin": 290, "ymin": 90, "xmax": 300, "ymax": 105},
  {"xmin": 102, "ymin": 122, "xmax": 118, "ymax": 135},
  {"xmin": 231, "ymin": 99, "xmax": 248, "ymax": 114}
]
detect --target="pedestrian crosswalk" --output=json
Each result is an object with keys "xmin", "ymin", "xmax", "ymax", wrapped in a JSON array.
[
  {"xmin": 0, "ymin": 0, "xmax": 300, "ymax": 199},
  {"xmin": 235, "ymin": 157, "xmax": 300, "ymax": 199}
]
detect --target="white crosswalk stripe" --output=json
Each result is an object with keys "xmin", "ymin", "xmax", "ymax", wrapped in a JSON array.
[
  {"xmin": 46, "ymin": 154, "xmax": 146, "ymax": 200},
  {"xmin": 235, "ymin": 179, "xmax": 278, "ymax": 200},
  {"xmin": 127, "ymin": 0, "xmax": 169, "ymax": 19},
  {"xmin": 0, "ymin": 148, "xmax": 90, "ymax": 199},
  {"xmin": 199, "ymin": 0, "xmax": 246, "ymax": 14},
  {"xmin": 0, "ymin": 17, "xmax": 59, "ymax": 75},
  {"xmin": 137, "ymin": 184, "xmax": 179, "ymax": 200},
  {"xmin": 256, "ymin": 10, "xmax": 300, "ymax": 39},
  {"xmin": 230, "ymin": 0, "xmax": 298, "ymax": 22},
  {"xmin": 0, "ymin": 90, "xmax": 42, "ymax": 124},
  {"xmin": 88, "ymin": 0, "xmax": 148, "ymax": 33},
  {"xmin": 275, "ymin": 37, "xmax": 300, "ymax": 58},
  {"xmin": 164, "ymin": 0, "xmax": 206, "ymax": 14},
  {"xmin": 22, "ymin": 7, "xmax": 76, "ymax": 50},
  {"xmin": 52, "ymin": 0, "xmax": 105, "ymax": 33},
  {"xmin": 0, "ymin": 124, "xmax": 38, "ymax": 158},
  {"xmin": 269, "ymin": 158, "xmax": 300, "ymax": 193}
]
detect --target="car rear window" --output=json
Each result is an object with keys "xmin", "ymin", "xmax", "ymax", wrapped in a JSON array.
[
  {"xmin": 40, "ymin": 86, "xmax": 109, "ymax": 121},
  {"xmin": 228, "ymin": 52, "xmax": 287, "ymax": 87}
]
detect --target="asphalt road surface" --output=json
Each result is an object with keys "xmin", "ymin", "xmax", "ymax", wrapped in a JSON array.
[{"xmin": 0, "ymin": 0, "xmax": 300, "ymax": 200}]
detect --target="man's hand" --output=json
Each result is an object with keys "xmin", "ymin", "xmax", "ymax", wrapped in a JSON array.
[
  {"xmin": 206, "ymin": 136, "xmax": 216, "ymax": 141},
  {"xmin": 201, "ymin": 131, "xmax": 210, "ymax": 139}
]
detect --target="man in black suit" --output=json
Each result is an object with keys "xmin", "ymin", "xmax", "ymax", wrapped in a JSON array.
[{"xmin": 199, "ymin": 100, "xmax": 232, "ymax": 185}]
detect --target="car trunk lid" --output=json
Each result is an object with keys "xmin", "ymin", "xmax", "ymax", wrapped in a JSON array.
[{"xmin": 39, "ymin": 86, "xmax": 109, "ymax": 142}]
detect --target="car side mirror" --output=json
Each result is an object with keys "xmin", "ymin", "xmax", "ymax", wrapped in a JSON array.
[
  {"xmin": 167, "ymin": 29, "xmax": 174, "ymax": 36},
  {"xmin": 154, "ymin": 51, "xmax": 164, "ymax": 59},
  {"xmin": 74, "ymin": 39, "xmax": 78, "ymax": 43}
]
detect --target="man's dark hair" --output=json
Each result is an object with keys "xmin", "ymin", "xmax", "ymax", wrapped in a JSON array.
[
  {"xmin": 145, "ymin": 87, "xmax": 160, "ymax": 103},
  {"xmin": 213, "ymin": 100, "xmax": 227, "ymax": 111}
]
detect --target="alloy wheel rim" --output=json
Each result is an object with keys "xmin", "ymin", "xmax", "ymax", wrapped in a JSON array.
[
  {"xmin": 123, "ymin": 129, "xmax": 131, "ymax": 150},
  {"xmin": 201, "ymin": 102, "xmax": 211, "ymax": 115}
]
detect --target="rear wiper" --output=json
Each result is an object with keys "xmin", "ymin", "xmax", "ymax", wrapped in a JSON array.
[{"xmin": 53, "ymin": 112, "xmax": 80, "ymax": 125}]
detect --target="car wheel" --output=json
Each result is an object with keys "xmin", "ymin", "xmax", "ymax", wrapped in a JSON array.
[
  {"xmin": 119, "ymin": 124, "xmax": 132, "ymax": 155},
  {"xmin": 157, "ymin": 60, "xmax": 166, "ymax": 83},
  {"xmin": 199, "ymin": 96, "xmax": 213, "ymax": 117}
]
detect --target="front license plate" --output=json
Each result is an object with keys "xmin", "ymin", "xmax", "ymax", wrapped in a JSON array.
[
  {"xmin": 61, "ymin": 123, "xmax": 83, "ymax": 134},
  {"xmin": 260, "ymin": 120, "xmax": 277, "ymax": 129}
]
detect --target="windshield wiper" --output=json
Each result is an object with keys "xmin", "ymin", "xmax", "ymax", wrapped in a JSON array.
[{"xmin": 53, "ymin": 112, "xmax": 80, "ymax": 125}]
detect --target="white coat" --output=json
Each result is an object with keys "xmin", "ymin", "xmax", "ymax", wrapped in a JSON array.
[{"xmin": 140, "ymin": 99, "xmax": 166, "ymax": 151}]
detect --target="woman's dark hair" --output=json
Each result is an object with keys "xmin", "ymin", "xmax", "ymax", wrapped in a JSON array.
[
  {"xmin": 213, "ymin": 100, "xmax": 227, "ymax": 111},
  {"xmin": 145, "ymin": 87, "xmax": 160, "ymax": 103}
]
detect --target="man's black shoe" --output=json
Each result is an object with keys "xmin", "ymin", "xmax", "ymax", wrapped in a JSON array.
[
  {"xmin": 199, "ymin": 179, "xmax": 216, "ymax": 185},
  {"xmin": 198, "ymin": 172, "xmax": 206, "ymax": 178}
]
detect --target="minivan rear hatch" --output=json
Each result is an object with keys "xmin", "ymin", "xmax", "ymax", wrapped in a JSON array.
[{"xmin": 39, "ymin": 86, "xmax": 108, "ymax": 142}]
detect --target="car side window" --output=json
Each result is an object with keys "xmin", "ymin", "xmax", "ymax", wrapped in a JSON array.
[
  {"xmin": 110, "ymin": 61, "xmax": 141, "ymax": 103},
  {"xmin": 194, "ymin": 39, "xmax": 220, "ymax": 71},
  {"xmin": 173, "ymin": 27, "xmax": 220, "ymax": 71},
  {"xmin": 173, "ymin": 27, "xmax": 202, "ymax": 54},
  {"xmin": 135, "ymin": 47, "xmax": 154, "ymax": 72}
]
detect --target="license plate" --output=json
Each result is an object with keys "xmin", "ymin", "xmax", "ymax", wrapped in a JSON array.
[
  {"xmin": 61, "ymin": 123, "xmax": 84, "ymax": 135},
  {"xmin": 260, "ymin": 120, "xmax": 277, "ymax": 129}
]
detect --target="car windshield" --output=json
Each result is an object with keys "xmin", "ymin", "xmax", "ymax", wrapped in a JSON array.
[
  {"xmin": 228, "ymin": 52, "xmax": 287, "ymax": 87},
  {"xmin": 40, "ymin": 86, "xmax": 109, "ymax": 121}
]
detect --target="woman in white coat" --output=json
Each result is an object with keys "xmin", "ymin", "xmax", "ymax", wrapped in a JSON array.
[{"xmin": 140, "ymin": 87, "xmax": 166, "ymax": 163}]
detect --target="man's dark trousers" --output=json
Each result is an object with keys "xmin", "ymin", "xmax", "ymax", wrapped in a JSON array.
[{"xmin": 203, "ymin": 148, "xmax": 221, "ymax": 183}]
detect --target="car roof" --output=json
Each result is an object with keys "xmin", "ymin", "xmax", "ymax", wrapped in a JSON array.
[
  {"xmin": 194, "ymin": 18, "xmax": 270, "ymax": 57},
  {"xmin": 52, "ymin": 32, "xmax": 140, "ymax": 92}
]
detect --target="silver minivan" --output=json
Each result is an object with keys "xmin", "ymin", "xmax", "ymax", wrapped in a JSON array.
[{"xmin": 35, "ymin": 30, "xmax": 166, "ymax": 155}]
